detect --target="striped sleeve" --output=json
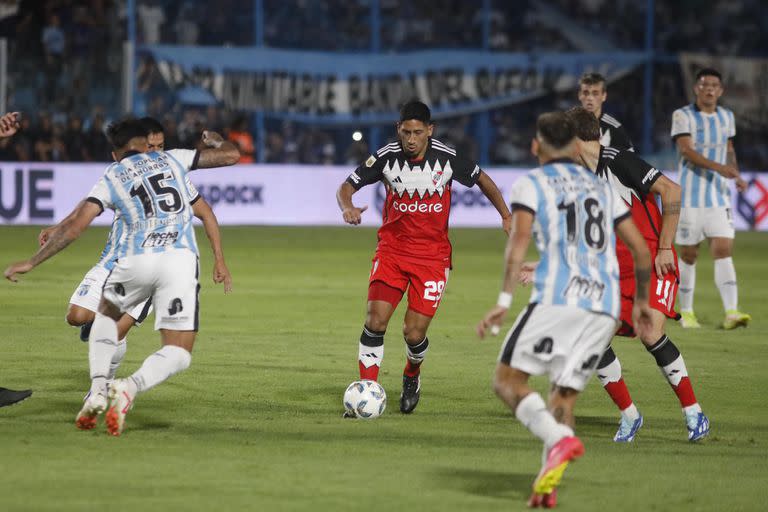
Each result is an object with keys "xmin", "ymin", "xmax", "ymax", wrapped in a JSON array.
[
  {"xmin": 671, "ymin": 108, "xmax": 691, "ymax": 140},
  {"xmin": 509, "ymin": 175, "xmax": 537, "ymax": 215}
]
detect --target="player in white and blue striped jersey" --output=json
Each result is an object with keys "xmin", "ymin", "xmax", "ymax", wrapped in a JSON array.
[
  {"xmin": 4, "ymin": 118, "xmax": 239, "ymax": 435},
  {"xmin": 671, "ymin": 67, "xmax": 750, "ymax": 330},
  {"xmin": 476, "ymin": 112, "xmax": 652, "ymax": 508}
]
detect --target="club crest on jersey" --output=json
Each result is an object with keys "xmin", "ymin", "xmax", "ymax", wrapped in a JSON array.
[{"xmin": 430, "ymin": 160, "xmax": 444, "ymax": 186}]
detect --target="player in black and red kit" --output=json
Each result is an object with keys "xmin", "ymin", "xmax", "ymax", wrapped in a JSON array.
[
  {"xmin": 578, "ymin": 73, "xmax": 635, "ymax": 151},
  {"xmin": 337, "ymin": 101, "xmax": 512, "ymax": 414},
  {"xmin": 565, "ymin": 107, "xmax": 709, "ymax": 442}
]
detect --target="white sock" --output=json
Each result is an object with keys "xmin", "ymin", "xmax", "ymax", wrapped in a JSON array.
[
  {"xmin": 89, "ymin": 313, "xmax": 119, "ymax": 395},
  {"xmin": 515, "ymin": 392, "xmax": 573, "ymax": 449},
  {"xmin": 678, "ymin": 260, "xmax": 696, "ymax": 312},
  {"xmin": 107, "ymin": 338, "xmax": 128, "ymax": 380},
  {"xmin": 130, "ymin": 345, "xmax": 192, "ymax": 394},
  {"xmin": 677, "ymin": 260, "xmax": 696, "ymax": 313},
  {"xmin": 714, "ymin": 257, "xmax": 738, "ymax": 312}
]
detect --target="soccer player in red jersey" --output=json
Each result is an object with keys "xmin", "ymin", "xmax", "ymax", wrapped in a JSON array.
[
  {"xmin": 337, "ymin": 100, "xmax": 512, "ymax": 414},
  {"xmin": 565, "ymin": 107, "xmax": 709, "ymax": 442}
]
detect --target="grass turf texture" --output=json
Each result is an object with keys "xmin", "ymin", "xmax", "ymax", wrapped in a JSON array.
[{"xmin": 1, "ymin": 226, "xmax": 766, "ymax": 511}]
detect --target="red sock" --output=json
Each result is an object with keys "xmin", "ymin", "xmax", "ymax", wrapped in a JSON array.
[
  {"xmin": 403, "ymin": 360, "xmax": 421, "ymax": 378},
  {"xmin": 359, "ymin": 361, "xmax": 380, "ymax": 381},
  {"xmin": 603, "ymin": 378, "xmax": 633, "ymax": 411},
  {"xmin": 671, "ymin": 376, "xmax": 697, "ymax": 407}
]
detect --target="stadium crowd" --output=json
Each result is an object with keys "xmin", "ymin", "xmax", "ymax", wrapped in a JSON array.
[{"xmin": 0, "ymin": 0, "xmax": 766, "ymax": 168}]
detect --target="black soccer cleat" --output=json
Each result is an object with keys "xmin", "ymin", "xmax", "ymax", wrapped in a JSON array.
[
  {"xmin": 0, "ymin": 387, "xmax": 33, "ymax": 408},
  {"xmin": 79, "ymin": 321, "xmax": 93, "ymax": 342},
  {"xmin": 399, "ymin": 374, "xmax": 421, "ymax": 414}
]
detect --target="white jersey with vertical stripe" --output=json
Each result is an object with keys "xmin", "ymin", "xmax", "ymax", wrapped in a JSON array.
[
  {"xmin": 671, "ymin": 104, "xmax": 735, "ymax": 208},
  {"xmin": 87, "ymin": 149, "xmax": 201, "ymax": 263},
  {"xmin": 509, "ymin": 161, "xmax": 629, "ymax": 319}
]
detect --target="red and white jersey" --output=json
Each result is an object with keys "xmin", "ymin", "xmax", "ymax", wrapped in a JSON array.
[
  {"xmin": 595, "ymin": 145, "xmax": 668, "ymax": 264},
  {"xmin": 346, "ymin": 138, "xmax": 482, "ymax": 264}
]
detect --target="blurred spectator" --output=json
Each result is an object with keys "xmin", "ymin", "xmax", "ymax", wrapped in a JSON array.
[
  {"xmin": 138, "ymin": 0, "xmax": 165, "ymax": 44},
  {"xmin": 228, "ymin": 116, "xmax": 255, "ymax": 163},
  {"xmin": 41, "ymin": 13, "xmax": 65, "ymax": 106}
]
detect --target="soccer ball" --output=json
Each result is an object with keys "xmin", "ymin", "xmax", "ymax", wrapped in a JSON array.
[{"xmin": 343, "ymin": 380, "xmax": 387, "ymax": 419}]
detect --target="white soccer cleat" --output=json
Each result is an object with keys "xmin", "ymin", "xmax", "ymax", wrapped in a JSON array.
[
  {"xmin": 75, "ymin": 392, "xmax": 108, "ymax": 430},
  {"xmin": 105, "ymin": 379, "xmax": 135, "ymax": 437}
]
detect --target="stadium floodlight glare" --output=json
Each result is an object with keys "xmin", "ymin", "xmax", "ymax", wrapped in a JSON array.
[{"xmin": 352, "ymin": 131, "xmax": 363, "ymax": 141}]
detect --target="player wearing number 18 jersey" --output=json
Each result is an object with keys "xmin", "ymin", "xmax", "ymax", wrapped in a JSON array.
[
  {"xmin": 477, "ymin": 112, "xmax": 653, "ymax": 508},
  {"xmin": 566, "ymin": 106, "xmax": 710, "ymax": 443},
  {"xmin": 337, "ymin": 100, "xmax": 512, "ymax": 414}
]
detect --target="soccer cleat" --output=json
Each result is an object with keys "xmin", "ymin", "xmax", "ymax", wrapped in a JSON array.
[
  {"xmin": 399, "ymin": 374, "xmax": 421, "ymax": 414},
  {"xmin": 79, "ymin": 321, "xmax": 93, "ymax": 342},
  {"xmin": 679, "ymin": 311, "xmax": 701, "ymax": 329},
  {"xmin": 527, "ymin": 489, "xmax": 556, "ymax": 508},
  {"xmin": 613, "ymin": 413, "xmax": 643, "ymax": 443},
  {"xmin": 532, "ymin": 436, "xmax": 585, "ymax": 495},
  {"xmin": 105, "ymin": 379, "xmax": 135, "ymax": 437},
  {"xmin": 723, "ymin": 311, "xmax": 751, "ymax": 330},
  {"xmin": 0, "ymin": 387, "xmax": 33, "ymax": 408},
  {"xmin": 75, "ymin": 392, "xmax": 107, "ymax": 430},
  {"xmin": 686, "ymin": 412, "xmax": 710, "ymax": 442}
]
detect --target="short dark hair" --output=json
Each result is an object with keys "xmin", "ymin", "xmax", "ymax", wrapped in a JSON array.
[
  {"xmin": 106, "ymin": 118, "xmax": 148, "ymax": 150},
  {"xmin": 140, "ymin": 116, "xmax": 164, "ymax": 135},
  {"xmin": 695, "ymin": 67, "xmax": 722, "ymax": 82},
  {"xmin": 579, "ymin": 72, "xmax": 606, "ymax": 91},
  {"xmin": 565, "ymin": 106, "xmax": 600, "ymax": 141},
  {"xmin": 536, "ymin": 111, "xmax": 576, "ymax": 149},
  {"xmin": 399, "ymin": 100, "xmax": 432, "ymax": 124}
]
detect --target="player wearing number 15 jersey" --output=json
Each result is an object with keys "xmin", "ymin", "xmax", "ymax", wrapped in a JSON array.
[
  {"xmin": 566, "ymin": 106, "xmax": 710, "ymax": 443},
  {"xmin": 4, "ymin": 118, "xmax": 239, "ymax": 436},
  {"xmin": 337, "ymin": 100, "xmax": 512, "ymax": 415}
]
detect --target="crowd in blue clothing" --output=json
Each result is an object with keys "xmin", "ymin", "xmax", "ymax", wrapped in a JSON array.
[{"xmin": 1, "ymin": 0, "xmax": 765, "ymax": 168}]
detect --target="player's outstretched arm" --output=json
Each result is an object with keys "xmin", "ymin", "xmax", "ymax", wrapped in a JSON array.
[
  {"xmin": 5, "ymin": 201, "xmax": 101, "ymax": 282},
  {"xmin": 0, "ymin": 112, "xmax": 21, "ymax": 139},
  {"xmin": 615, "ymin": 217, "xmax": 653, "ymax": 339},
  {"xmin": 38, "ymin": 200, "xmax": 86, "ymax": 246},
  {"xmin": 477, "ymin": 210, "xmax": 533, "ymax": 338},
  {"xmin": 336, "ymin": 181, "xmax": 368, "ymax": 225},
  {"xmin": 475, "ymin": 171, "xmax": 513, "ymax": 235},
  {"xmin": 676, "ymin": 135, "xmax": 739, "ymax": 179},
  {"xmin": 192, "ymin": 197, "xmax": 232, "ymax": 293},
  {"xmin": 649, "ymin": 175, "xmax": 681, "ymax": 277},
  {"xmin": 196, "ymin": 130, "xmax": 240, "ymax": 169}
]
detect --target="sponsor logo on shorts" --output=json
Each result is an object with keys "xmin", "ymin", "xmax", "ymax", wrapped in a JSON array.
[
  {"xmin": 581, "ymin": 354, "xmax": 600, "ymax": 370},
  {"xmin": 533, "ymin": 337, "xmax": 553, "ymax": 354},
  {"xmin": 114, "ymin": 283, "xmax": 125, "ymax": 296},
  {"xmin": 77, "ymin": 284, "xmax": 90, "ymax": 297},
  {"xmin": 168, "ymin": 298, "xmax": 183, "ymax": 316}
]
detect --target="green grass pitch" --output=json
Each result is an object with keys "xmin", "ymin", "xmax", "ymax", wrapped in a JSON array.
[{"xmin": 1, "ymin": 225, "xmax": 766, "ymax": 511}]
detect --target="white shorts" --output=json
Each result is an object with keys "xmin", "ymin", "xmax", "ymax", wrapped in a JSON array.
[
  {"xmin": 498, "ymin": 303, "xmax": 617, "ymax": 391},
  {"xmin": 675, "ymin": 206, "xmax": 734, "ymax": 245},
  {"xmin": 69, "ymin": 264, "xmax": 152, "ymax": 323},
  {"xmin": 102, "ymin": 249, "xmax": 200, "ymax": 331}
]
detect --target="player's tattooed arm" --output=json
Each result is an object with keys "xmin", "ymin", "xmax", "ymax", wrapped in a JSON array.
[
  {"xmin": 5, "ymin": 201, "xmax": 100, "ymax": 282},
  {"xmin": 650, "ymin": 175, "xmax": 681, "ymax": 276},
  {"xmin": 196, "ymin": 130, "xmax": 240, "ymax": 168}
]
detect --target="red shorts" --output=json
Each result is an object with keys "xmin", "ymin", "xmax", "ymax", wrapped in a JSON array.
[
  {"xmin": 617, "ymin": 243, "xmax": 681, "ymax": 337},
  {"xmin": 367, "ymin": 252, "xmax": 450, "ymax": 318}
]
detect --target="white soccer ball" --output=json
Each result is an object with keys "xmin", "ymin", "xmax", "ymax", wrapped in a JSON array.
[{"xmin": 343, "ymin": 380, "xmax": 387, "ymax": 419}]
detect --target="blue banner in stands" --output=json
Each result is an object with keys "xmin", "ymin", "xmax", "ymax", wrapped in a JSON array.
[{"xmin": 141, "ymin": 46, "xmax": 647, "ymax": 123}]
